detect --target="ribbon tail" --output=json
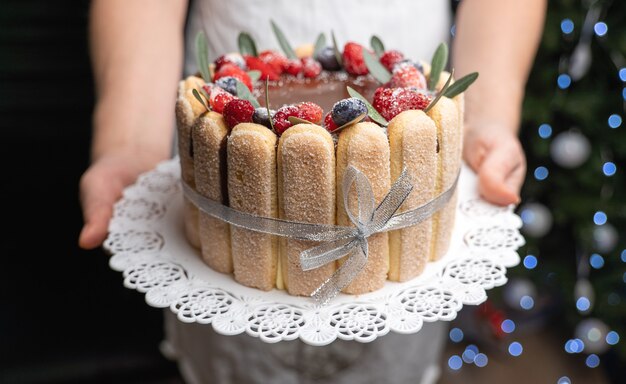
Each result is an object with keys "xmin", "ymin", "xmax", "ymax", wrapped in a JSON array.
[
  {"xmin": 300, "ymin": 238, "xmax": 359, "ymax": 271},
  {"xmin": 310, "ymin": 243, "xmax": 368, "ymax": 305}
]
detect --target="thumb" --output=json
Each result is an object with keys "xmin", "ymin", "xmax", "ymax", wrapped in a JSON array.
[
  {"xmin": 78, "ymin": 174, "xmax": 121, "ymax": 250},
  {"xmin": 477, "ymin": 143, "xmax": 524, "ymax": 206}
]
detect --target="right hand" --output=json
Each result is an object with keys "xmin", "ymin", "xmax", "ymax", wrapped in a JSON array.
[{"xmin": 78, "ymin": 149, "xmax": 166, "ymax": 249}]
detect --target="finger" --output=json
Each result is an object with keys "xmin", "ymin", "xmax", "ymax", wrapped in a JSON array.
[
  {"xmin": 477, "ymin": 144, "xmax": 523, "ymax": 206},
  {"xmin": 79, "ymin": 202, "xmax": 113, "ymax": 249}
]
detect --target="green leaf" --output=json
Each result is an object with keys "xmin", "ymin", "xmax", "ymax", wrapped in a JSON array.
[
  {"xmin": 370, "ymin": 35, "xmax": 385, "ymax": 57},
  {"xmin": 270, "ymin": 19, "xmax": 297, "ymax": 59},
  {"xmin": 265, "ymin": 78, "xmax": 275, "ymax": 132},
  {"xmin": 192, "ymin": 88, "xmax": 210, "ymax": 112},
  {"xmin": 331, "ymin": 30, "xmax": 343, "ymax": 66},
  {"xmin": 235, "ymin": 80, "xmax": 261, "ymax": 109},
  {"xmin": 288, "ymin": 116, "xmax": 319, "ymax": 126},
  {"xmin": 428, "ymin": 42, "xmax": 448, "ymax": 91},
  {"xmin": 443, "ymin": 72, "xmax": 479, "ymax": 98},
  {"xmin": 313, "ymin": 33, "xmax": 327, "ymax": 58},
  {"xmin": 363, "ymin": 49, "xmax": 391, "ymax": 84},
  {"xmin": 195, "ymin": 31, "xmax": 212, "ymax": 82},
  {"xmin": 247, "ymin": 70, "xmax": 262, "ymax": 83},
  {"xmin": 425, "ymin": 70, "xmax": 454, "ymax": 113},
  {"xmin": 346, "ymin": 86, "xmax": 388, "ymax": 126},
  {"xmin": 238, "ymin": 32, "xmax": 258, "ymax": 57}
]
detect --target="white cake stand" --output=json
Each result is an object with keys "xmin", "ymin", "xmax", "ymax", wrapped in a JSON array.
[{"xmin": 104, "ymin": 157, "xmax": 524, "ymax": 346}]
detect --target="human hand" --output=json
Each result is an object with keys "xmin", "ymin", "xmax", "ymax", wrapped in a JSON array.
[
  {"xmin": 78, "ymin": 149, "xmax": 166, "ymax": 249},
  {"xmin": 463, "ymin": 124, "xmax": 526, "ymax": 206}
]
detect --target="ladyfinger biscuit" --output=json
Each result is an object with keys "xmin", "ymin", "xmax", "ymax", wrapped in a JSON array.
[
  {"xmin": 227, "ymin": 123, "xmax": 278, "ymax": 291},
  {"xmin": 427, "ymin": 97, "xmax": 461, "ymax": 261},
  {"xmin": 192, "ymin": 112, "xmax": 231, "ymax": 273},
  {"xmin": 277, "ymin": 124, "xmax": 336, "ymax": 296},
  {"xmin": 336, "ymin": 122, "xmax": 391, "ymax": 294},
  {"xmin": 176, "ymin": 75, "xmax": 206, "ymax": 248},
  {"xmin": 387, "ymin": 110, "xmax": 438, "ymax": 281}
]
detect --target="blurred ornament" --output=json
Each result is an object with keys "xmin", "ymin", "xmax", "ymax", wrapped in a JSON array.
[
  {"xmin": 568, "ymin": 43, "xmax": 592, "ymax": 81},
  {"xmin": 519, "ymin": 203, "xmax": 553, "ymax": 237},
  {"xmin": 575, "ymin": 318, "xmax": 610, "ymax": 354},
  {"xmin": 593, "ymin": 223, "xmax": 618, "ymax": 253},
  {"xmin": 550, "ymin": 131, "xmax": 591, "ymax": 168},
  {"xmin": 574, "ymin": 278, "xmax": 595, "ymax": 314},
  {"xmin": 503, "ymin": 278, "xmax": 537, "ymax": 310}
]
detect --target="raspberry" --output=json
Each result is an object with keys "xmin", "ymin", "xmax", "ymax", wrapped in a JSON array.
[
  {"xmin": 214, "ymin": 53, "xmax": 246, "ymax": 71},
  {"xmin": 258, "ymin": 50, "xmax": 288, "ymax": 74},
  {"xmin": 342, "ymin": 42, "xmax": 369, "ymax": 76},
  {"xmin": 372, "ymin": 87, "xmax": 431, "ymax": 121},
  {"xmin": 284, "ymin": 59, "xmax": 303, "ymax": 76},
  {"xmin": 208, "ymin": 85, "xmax": 235, "ymax": 113},
  {"xmin": 296, "ymin": 102, "xmax": 323, "ymax": 123},
  {"xmin": 244, "ymin": 55, "xmax": 280, "ymax": 81},
  {"xmin": 214, "ymin": 63, "xmax": 253, "ymax": 90},
  {"xmin": 272, "ymin": 105, "xmax": 300, "ymax": 134},
  {"xmin": 323, "ymin": 112, "xmax": 338, "ymax": 132},
  {"xmin": 389, "ymin": 63, "xmax": 427, "ymax": 89},
  {"xmin": 223, "ymin": 99, "xmax": 255, "ymax": 129},
  {"xmin": 301, "ymin": 57, "xmax": 322, "ymax": 78},
  {"xmin": 331, "ymin": 98, "xmax": 367, "ymax": 126},
  {"xmin": 379, "ymin": 50, "xmax": 405, "ymax": 72}
]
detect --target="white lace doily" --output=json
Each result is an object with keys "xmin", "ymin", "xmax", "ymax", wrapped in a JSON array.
[{"xmin": 104, "ymin": 157, "xmax": 524, "ymax": 346}]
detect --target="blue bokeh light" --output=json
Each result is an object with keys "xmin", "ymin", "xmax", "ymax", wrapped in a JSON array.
[
  {"xmin": 538, "ymin": 123, "xmax": 552, "ymax": 138},
  {"xmin": 501, "ymin": 319, "xmax": 516, "ymax": 334},
  {"xmin": 608, "ymin": 114, "xmax": 622, "ymax": 128},
  {"xmin": 590, "ymin": 253, "xmax": 605, "ymax": 269},
  {"xmin": 565, "ymin": 339, "xmax": 584, "ymax": 353},
  {"xmin": 620, "ymin": 68, "xmax": 626, "ymax": 82},
  {"xmin": 558, "ymin": 376, "xmax": 572, "ymax": 384},
  {"xmin": 606, "ymin": 331, "xmax": 620, "ymax": 345},
  {"xmin": 520, "ymin": 295, "xmax": 535, "ymax": 310},
  {"xmin": 466, "ymin": 344, "xmax": 479, "ymax": 354},
  {"xmin": 594, "ymin": 211, "xmax": 607, "ymax": 225},
  {"xmin": 558, "ymin": 74, "xmax": 572, "ymax": 89},
  {"xmin": 561, "ymin": 19, "xmax": 575, "ymax": 34},
  {"xmin": 594, "ymin": 22, "xmax": 608, "ymax": 36},
  {"xmin": 449, "ymin": 328, "xmax": 464, "ymax": 343},
  {"xmin": 621, "ymin": 249, "xmax": 626, "ymax": 262},
  {"xmin": 534, "ymin": 166, "xmax": 549, "ymax": 180},
  {"xmin": 623, "ymin": 88, "xmax": 626, "ymax": 101},
  {"xmin": 474, "ymin": 353, "xmax": 488, "ymax": 367},
  {"xmin": 462, "ymin": 348, "xmax": 477, "ymax": 364},
  {"xmin": 586, "ymin": 354, "xmax": 600, "ymax": 368},
  {"xmin": 448, "ymin": 355, "xmax": 463, "ymax": 370},
  {"xmin": 577, "ymin": 297, "xmax": 591, "ymax": 311},
  {"xmin": 523, "ymin": 255, "xmax": 538, "ymax": 269},
  {"xmin": 603, "ymin": 162, "xmax": 617, "ymax": 176},
  {"xmin": 508, "ymin": 342, "xmax": 523, "ymax": 356}
]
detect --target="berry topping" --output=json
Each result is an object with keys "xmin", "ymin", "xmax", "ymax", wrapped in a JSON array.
[
  {"xmin": 342, "ymin": 42, "xmax": 370, "ymax": 76},
  {"xmin": 296, "ymin": 101, "xmax": 323, "ymax": 124},
  {"xmin": 389, "ymin": 63, "xmax": 427, "ymax": 89},
  {"xmin": 315, "ymin": 46, "xmax": 341, "ymax": 71},
  {"xmin": 258, "ymin": 50, "xmax": 288, "ymax": 74},
  {"xmin": 301, "ymin": 57, "xmax": 322, "ymax": 78},
  {"xmin": 323, "ymin": 112, "xmax": 338, "ymax": 132},
  {"xmin": 379, "ymin": 50, "xmax": 405, "ymax": 72},
  {"xmin": 284, "ymin": 59, "xmax": 303, "ymax": 76},
  {"xmin": 214, "ymin": 53, "xmax": 246, "ymax": 71},
  {"xmin": 331, "ymin": 97, "xmax": 368, "ymax": 127},
  {"xmin": 394, "ymin": 59, "xmax": 424, "ymax": 73},
  {"xmin": 372, "ymin": 87, "xmax": 431, "ymax": 121},
  {"xmin": 207, "ymin": 85, "xmax": 235, "ymax": 114},
  {"xmin": 215, "ymin": 76, "xmax": 238, "ymax": 95},
  {"xmin": 272, "ymin": 105, "xmax": 300, "ymax": 134},
  {"xmin": 223, "ymin": 99, "xmax": 255, "ymax": 129},
  {"xmin": 252, "ymin": 107, "xmax": 275, "ymax": 129},
  {"xmin": 244, "ymin": 55, "xmax": 280, "ymax": 81},
  {"xmin": 214, "ymin": 63, "xmax": 253, "ymax": 90}
]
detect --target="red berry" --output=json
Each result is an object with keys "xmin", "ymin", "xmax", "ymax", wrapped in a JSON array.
[
  {"xmin": 372, "ymin": 87, "xmax": 431, "ymax": 121},
  {"xmin": 323, "ymin": 112, "xmax": 338, "ymax": 132},
  {"xmin": 296, "ymin": 102, "xmax": 323, "ymax": 123},
  {"xmin": 284, "ymin": 59, "xmax": 303, "ymax": 76},
  {"xmin": 208, "ymin": 86, "xmax": 236, "ymax": 113},
  {"xmin": 223, "ymin": 99, "xmax": 255, "ymax": 129},
  {"xmin": 389, "ymin": 63, "xmax": 427, "ymax": 89},
  {"xmin": 214, "ymin": 53, "xmax": 246, "ymax": 71},
  {"xmin": 272, "ymin": 105, "xmax": 300, "ymax": 134},
  {"xmin": 258, "ymin": 50, "xmax": 288, "ymax": 74},
  {"xmin": 342, "ymin": 42, "xmax": 369, "ymax": 76},
  {"xmin": 379, "ymin": 50, "xmax": 405, "ymax": 72},
  {"xmin": 244, "ymin": 55, "xmax": 280, "ymax": 81},
  {"xmin": 301, "ymin": 57, "xmax": 322, "ymax": 78},
  {"xmin": 214, "ymin": 63, "xmax": 253, "ymax": 90}
]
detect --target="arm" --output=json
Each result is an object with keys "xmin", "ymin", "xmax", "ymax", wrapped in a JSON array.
[
  {"xmin": 79, "ymin": 0, "xmax": 188, "ymax": 249},
  {"xmin": 452, "ymin": 0, "xmax": 546, "ymax": 205}
]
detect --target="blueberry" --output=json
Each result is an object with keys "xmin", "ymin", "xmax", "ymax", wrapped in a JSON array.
[
  {"xmin": 393, "ymin": 59, "xmax": 423, "ymax": 73},
  {"xmin": 315, "ymin": 46, "xmax": 341, "ymax": 71},
  {"xmin": 215, "ymin": 76, "xmax": 238, "ymax": 95},
  {"xmin": 331, "ymin": 98, "xmax": 367, "ymax": 127},
  {"xmin": 252, "ymin": 107, "xmax": 275, "ymax": 128}
]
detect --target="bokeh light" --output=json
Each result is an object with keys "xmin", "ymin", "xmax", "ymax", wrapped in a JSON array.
[
  {"xmin": 538, "ymin": 123, "xmax": 552, "ymax": 138},
  {"xmin": 534, "ymin": 166, "xmax": 549, "ymax": 180},
  {"xmin": 593, "ymin": 211, "xmax": 607, "ymax": 225},
  {"xmin": 449, "ymin": 328, "xmax": 464, "ymax": 343},
  {"xmin": 594, "ymin": 22, "xmax": 608, "ymax": 36},
  {"xmin": 561, "ymin": 19, "xmax": 574, "ymax": 34},
  {"xmin": 474, "ymin": 353, "xmax": 488, "ymax": 367},
  {"xmin": 603, "ymin": 162, "xmax": 616, "ymax": 176},
  {"xmin": 558, "ymin": 74, "xmax": 572, "ymax": 89},
  {"xmin": 508, "ymin": 342, "xmax": 523, "ymax": 356},
  {"xmin": 620, "ymin": 68, "xmax": 626, "ymax": 82},
  {"xmin": 590, "ymin": 253, "xmax": 605, "ymax": 269},
  {"xmin": 606, "ymin": 331, "xmax": 620, "ymax": 345},
  {"xmin": 576, "ymin": 297, "xmax": 591, "ymax": 311},
  {"xmin": 462, "ymin": 348, "xmax": 476, "ymax": 364},
  {"xmin": 520, "ymin": 295, "xmax": 535, "ymax": 310},
  {"xmin": 448, "ymin": 355, "xmax": 463, "ymax": 370},
  {"xmin": 523, "ymin": 255, "xmax": 538, "ymax": 269},
  {"xmin": 558, "ymin": 377, "xmax": 572, "ymax": 384},
  {"xmin": 608, "ymin": 114, "xmax": 622, "ymax": 128},
  {"xmin": 586, "ymin": 354, "xmax": 600, "ymax": 368},
  {"xmin": 501, "ymin": 319, "xmax": 516, "ymax": 334}
]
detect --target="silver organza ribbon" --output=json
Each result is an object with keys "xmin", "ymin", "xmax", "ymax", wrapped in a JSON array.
[{"xmin": 183, "ymin": 166, "xmax": 458, "ymax": 305}]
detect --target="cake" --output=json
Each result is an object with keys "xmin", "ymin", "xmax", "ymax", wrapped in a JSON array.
[{"xmin": 175, "ymin": 25, "xmax": 476, "ymax": 297}]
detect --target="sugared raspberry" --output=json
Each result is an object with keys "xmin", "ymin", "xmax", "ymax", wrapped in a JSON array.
[
  {"xmin": 301, "ymin": 57, "xmax": 322, "ymax": 78},
  {"xmin": 331, "ymin": 97, "xmax": 367, "ymax": 126},
  {"xmin": 296, "ymin": 101, "xmax": 323, "ymax": 123},
  {"xmin": 389, "ymin": 63, "xmax": 427, "ymax": 89},
  {"xmin": 272, "ymin": 105, "xmax": 300, "ymax": 134},
  {"xmin": 323, "ymin": 112, "xmax": 338, "ymax": 132},
  {"xmin": 342, "ymin": 42, "xmax": 369, "ymax": 76},
  {"xmin": 244, "ymin": 56, "xmax": 280, "ymax": 82},
  {"xmin": 214, "ymin": 53, "xmax": 246, "ymax": 71},
  {"xmin": 373, "ymin": 87, "xmax": 431, "ymax": 121},
  {"xmin": 214, "ymin": 63, "xmax": 253, "ymax": 90},
  {"xmin": 223, "ymin": 99, "xmax": 255, "ymax": 129},
  {"xmin": 284, "ymin": 59, "xmax": 303, "ymax": 76},
  {"xmin": 380, "ymin": 50, "xmax": 405, "ymax": 72},
  {"xmin": 258, "ymin": 50, "xmax": 288, "ymax": 75},
  {"xmin": 208, "ymin": 85, "xmax": 235, "ymax": 113}
]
